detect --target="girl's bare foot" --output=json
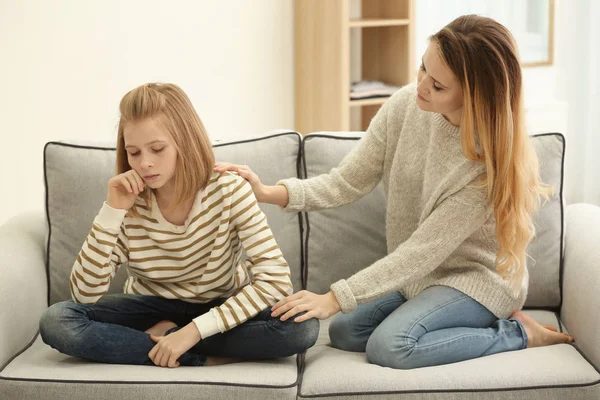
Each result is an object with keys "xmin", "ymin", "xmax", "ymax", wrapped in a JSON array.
[
  {"xmin": 145, "ymin": 320, "xmax": 178, "ymax": 336},
  {"xmin": 510, "ymin": 312, "xmax": 574, "ymax": 348},
  {"xmin": 205, "ymin": 356, "xmax": 243, "ymax": 366}
]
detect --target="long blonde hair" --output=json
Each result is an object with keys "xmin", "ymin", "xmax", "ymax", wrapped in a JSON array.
[
  {"xmin": 116, "ymin": 83, "xmax": 215, "ymax": 214},
  {"xmin": 431, "ymin": 15, "xmax": 551, "ymax": 287}
]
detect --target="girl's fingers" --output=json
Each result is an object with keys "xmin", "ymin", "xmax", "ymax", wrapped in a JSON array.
[
  {"xmin": 148, "ymin": 344, "xmax": 158, "ymax": 361},
  {"xmin": 130, "ymin": 170, "xmax": 145, "ymax": 193},
  {"xmin": 168, "ymin": 354, "xmax": 179, "ymax": 368},
  {"xmin": 158, "ymin": 349, "xmax": 169, "ymax": 367},
  {"xmin": 125, "ymin": 175, "xmax": 140, "ymax": 195},
  {"xmin": 118, "ymin": 176, "xmax": 133, "ymax": 193}
]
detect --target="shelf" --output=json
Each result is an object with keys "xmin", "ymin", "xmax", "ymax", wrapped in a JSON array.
[
  {"xmin": 294, "ymin": 0, "xmax": 414, "ymax": 132},
  {"xmin": 349, "ymin": 18, "xmax": 410, "ymax": 28},
  {"xmin": 349, "ymin": 97, "xmax": 389, "ymax": 107}
]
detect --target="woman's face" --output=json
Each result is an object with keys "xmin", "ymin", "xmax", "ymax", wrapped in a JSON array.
[{"xmin": 416, "ymin": 42, "xmax": 464, "ymax": 126}]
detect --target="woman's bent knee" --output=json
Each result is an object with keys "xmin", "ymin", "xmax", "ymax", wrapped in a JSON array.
[
  {"xmin": 366, "ymin": 330, "xmax": 416, "ymax": 369},
  {"xmin": 329, "ymin": 314, "xmax": 368, "ymax": 352}
]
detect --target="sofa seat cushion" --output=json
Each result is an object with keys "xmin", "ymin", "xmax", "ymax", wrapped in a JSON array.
[
  {"xmin": 299, "ymin": 311, "xmax": 600, "ymax": 400},
  {"xmin": 0, "ymin": 336, "xmax": 299, "ymax": 400}
]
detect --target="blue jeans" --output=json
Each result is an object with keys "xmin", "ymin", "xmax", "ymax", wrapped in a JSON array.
[
  {"xmin": 329, "ymin": 286, "xmax": 527, "ymax": 369},
  {"xmin": 39, "ymin": 294, "xmax": 319, "ymax": 366}
]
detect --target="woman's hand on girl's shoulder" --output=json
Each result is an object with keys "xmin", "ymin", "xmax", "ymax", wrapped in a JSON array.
[
  {"xmin": 214, "ymin": 162, "xmax": 264, "ymax": 195},
  {"xmin": 106, "ymin": 170, "xmax": 145, "ymax": 210}
]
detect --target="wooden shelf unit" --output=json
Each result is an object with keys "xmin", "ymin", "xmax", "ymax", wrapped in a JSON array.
[{"xmin": 294, "ymin": 0, "xmax": 415, "ymax": 133}]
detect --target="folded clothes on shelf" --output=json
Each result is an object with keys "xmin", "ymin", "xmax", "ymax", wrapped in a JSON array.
[{"xmin": 350, "ymin": 80, "xmax": 402, "ymax": 99}]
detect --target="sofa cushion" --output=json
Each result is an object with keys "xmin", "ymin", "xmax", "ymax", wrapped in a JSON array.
[
  {"xmin": 299, "ymin": 312, "xmax": 600, "ymax": 400},
  {"xmin": 301, "ymin": 132, "xmax": 565, "ymax": 309},
  {"xmin": 0, "ymin": 336, "xmax": 299, "ymax": 400},
  {"xmin": 44, "ymin": 132, "xmax": 304, "ymax": 305}
]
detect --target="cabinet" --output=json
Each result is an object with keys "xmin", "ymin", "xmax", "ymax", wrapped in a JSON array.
[{"xmin": 294, "ymin": 0, "xmax": 415, "ymax": 133}]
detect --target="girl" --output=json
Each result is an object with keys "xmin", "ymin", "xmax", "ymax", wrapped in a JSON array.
[
  {"xmin": 39, "ymin": 83, "xmax": 319, "ymax": 368},
  {"xmin": 214, "ymin": 15, "xmax": 574, "ymax": 370}
]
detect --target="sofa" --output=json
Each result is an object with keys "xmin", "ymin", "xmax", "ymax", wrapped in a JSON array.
[{"xmin": 1, "ymin": 131, "xmax": 599, "ymax": 400}]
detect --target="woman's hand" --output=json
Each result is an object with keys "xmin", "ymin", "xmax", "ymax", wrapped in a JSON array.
[
  {"xmin": 271, "ymin": 290, "xmax": 341, "ymax": 323},
  {"xmin": 148, "ymin": 322, "xmax": 201, "ymax": 368},
  {"xmin": 106, "ymin": 169, "xmax": 145, "ymax": 210},
  {"xmin": 213, "ymin": 163, "xmax": 266, "ymax": 200}
]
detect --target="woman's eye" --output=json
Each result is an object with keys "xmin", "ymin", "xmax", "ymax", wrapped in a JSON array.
[
  {"xmin": 433, "ymin": 84, "xmax": 442, "ymax": 92},
  {"xmin": 152, "ymin": 147, "xmax": 165, "ymax": 153},
  {"xmin": 129, "ymin": 151, "xmax": 140, "ymax": 157}
]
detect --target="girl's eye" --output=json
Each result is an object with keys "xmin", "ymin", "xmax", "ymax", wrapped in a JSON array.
[
  {"xmin": 152, "ymin": 147, "xmax": 165, "ymax": 153},
  {"xmin": 433, "ymin": 85, "xmax": 443, "ymax": 92},
  {"xmin": 129, "ymin": 151, "xmax": 140, "ymax": 157}
]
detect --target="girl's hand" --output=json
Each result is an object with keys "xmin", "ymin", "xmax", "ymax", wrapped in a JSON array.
[
  {"xmin": 213, "ymin": 163, "xmax": 265, "ymax": 199},
  {"xmin": 106, "ymin": 170, "xmax": 145, "ymax": 210},
  {"xmin": 148, "ymin": 323, "xmax": 201, "ymax": 368},
  {"xmin": 271, "ymin": 290, "xmax": 341, "ymax": 323}
]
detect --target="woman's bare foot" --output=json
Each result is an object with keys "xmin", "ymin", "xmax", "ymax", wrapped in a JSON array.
[
  {"xmin": 510, "ymin": 312, "xmax": 574, "ymax": 348},
  {"xmin": 145, "ymin": 320, "xmax": 178, "ymax": 336},
  {"xmin": 205, "ymin": 356, "xmax": 243, "ymax": 366}
]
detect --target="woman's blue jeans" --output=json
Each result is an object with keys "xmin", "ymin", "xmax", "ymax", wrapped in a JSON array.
[
  {"xmin": 329, "ymin": 285, "xmax": 528, "ymax": 369},
  {"xmin": 39, "ymin": 294, "xmax": 319, "ymax": 366}
]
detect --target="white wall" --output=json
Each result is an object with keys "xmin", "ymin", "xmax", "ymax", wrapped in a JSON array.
[{"xmin": 0, "ymin": 0, "xmax": 294, "ymax": 225}]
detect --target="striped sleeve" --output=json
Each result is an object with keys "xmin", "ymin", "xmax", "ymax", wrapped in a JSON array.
[
  {"xmin": 69, "ymin": 202, "xmax": 129, "ymax": 304},
  {"xmin": 193, "ymin": 177, "xmax": 292, "ymax": 338}
]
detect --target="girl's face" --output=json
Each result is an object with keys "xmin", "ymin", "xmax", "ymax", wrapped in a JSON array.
[
  {"xmin": 123, "ymin": 118, "xmax": 178, "ymax": 193},
  {"xmin": 416, "ymin": 42, "xmax": 464, "ymax": 126}
]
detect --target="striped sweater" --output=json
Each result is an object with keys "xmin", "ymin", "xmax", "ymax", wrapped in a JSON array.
[{"xmin": 70, "ymin": 171, "xmax": 293, "ymax": 339}]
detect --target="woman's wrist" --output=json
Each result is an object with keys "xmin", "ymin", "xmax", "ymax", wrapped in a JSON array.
[
  {"xmin": 254, "ymin": 184, "xmax": 269, "ymax": 203},
  {"xmin": 257, "ymin": 184, "xmax": 289, "ymax": 207}
]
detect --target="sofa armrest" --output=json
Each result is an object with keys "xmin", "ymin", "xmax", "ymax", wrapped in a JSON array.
[
  {"xmin": 561, "ymin": 203, "xmax": 600, "ymax": 369},
  {"xmin": 0, "ymin": 212, "xmax": 48, "ymax": 370}
]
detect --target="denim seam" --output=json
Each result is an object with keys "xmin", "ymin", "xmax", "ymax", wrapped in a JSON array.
[
  {"xmin": 369, "ymin": 298, "xmax": 405, "ymax": 327},
  {"xmin": 403, "ymin": 293, "xmax": 469, "ymax": 346},
  {"xmin": 509, "ymin": 318, "xmax": 529, "ymax": 349},
  {"xmin": 410, "ymin": 331, "xmax": 504, "ymax": 351}
]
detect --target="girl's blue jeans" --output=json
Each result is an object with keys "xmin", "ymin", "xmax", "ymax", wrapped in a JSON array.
[{"xmin": 39, "ymin": 293, "xmax": 319, "ymax": 366}]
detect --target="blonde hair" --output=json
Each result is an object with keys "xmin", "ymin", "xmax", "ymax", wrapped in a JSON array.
[
  {"xmin": 116, "ymin": 83, "xmax": 215, "ymax": 214},
  {"xmin": 431, "ymin": 15, "xmax": 551, "ymax": 288}
]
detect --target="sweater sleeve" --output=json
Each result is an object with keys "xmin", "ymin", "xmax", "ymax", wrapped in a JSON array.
[
  {"xmin": 330, "ymin": 184, "xmax": 493, "ymax": 312},
  {"xmin": 193, "ymin": 177, "xmax": 292, "ymax": 339},
  {"xmin": 70, "ymin": 202, "xmax": 129, "ymax": 304},
  {"xmin": 277, "ymin": 88, "xmax": 412, "ymax": 212}
]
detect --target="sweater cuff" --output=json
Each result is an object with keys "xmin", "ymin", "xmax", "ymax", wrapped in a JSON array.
[
  {"xmin": 95, "ymin": 202, "xmax": 128, "ymax": 231},
  {"xmin": 192, "ymin": 309, "xmax": 223, "ymax": 340},
  {"xmin": 330, "ymin": 279, "xmax": 358, "ymax": 313},
  {"xmin": 276, "ymin": 178, "xmax": 305, "ymax": 212}
]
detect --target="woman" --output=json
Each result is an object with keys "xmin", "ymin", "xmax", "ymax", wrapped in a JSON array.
[{"xmin": 214, "ymin": 15, "xmax": 573, "ymax": 369}]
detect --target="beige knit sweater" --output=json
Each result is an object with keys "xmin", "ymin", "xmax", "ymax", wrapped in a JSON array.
[{"xmin": 279, "ymin": 84, "xmax": 527, "ymax": 319}]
